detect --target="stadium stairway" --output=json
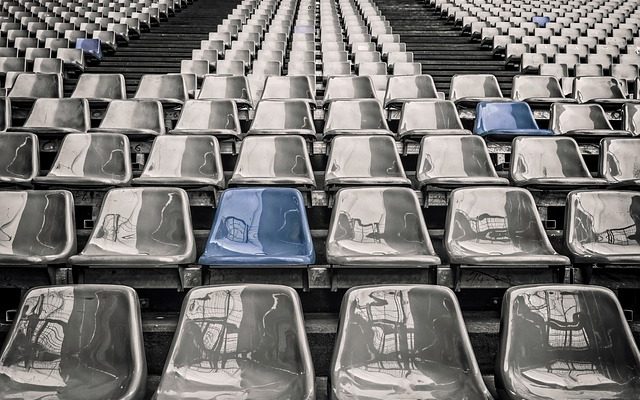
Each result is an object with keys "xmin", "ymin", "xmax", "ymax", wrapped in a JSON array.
[
  {"xmin": 375, "ymin": 0, "xmax": 518, "ymax": 96},
  {"xmin": 62, "ymin": 0, "xmax": 240, "ymax": 96}
]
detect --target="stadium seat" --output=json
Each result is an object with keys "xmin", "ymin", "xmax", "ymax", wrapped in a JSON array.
[
  {"xmin": 169, "ymin": 99, "xmax": 242, "ymax": 139},
  {"xmin": 229, "ymin": 135, "xmax": 315, "ymax": 188},
  {"xmin": 383, "ymin": 75, "xmax": 438, "ymax": 109},
  {"xmin": 331, "ymin": 285, "xmax": 492, "ymax": 400},
  {"xmin": 34, "ymin": 133, "xmax": 131, "ymax": 187},
  {"xmin": 445, "ymin": 186, "xmax": 570, "ymax": 266},
  {"xmin": 622, "ymin": 102, "xmax": 640, "ymax": 136},
  {"xmin": 11, "ymin": 98, "xmax": 90, "ymax": 135},
  {"xmin": 7, "ymin": 72, "xmax": 63, "ymax": 102},
  {"xmin": 69, "ymin": 187, "xmax": 196, "ymax": 266},
  {"xmin": 198, "ymin": 75, "xmax": 253, "ymax": 109},
  {"xmin": 134, "ymin": 74, "xmax": 188, "ymax": 107},
  {"xmin": 496, "ymin": 285, "xmax": 640, "ymax": 400},
  {"xmin": 0, "ymin": 285, "xmax": 146, "ymax": 399},
  {"xmin": 449, "ymin": 74, "xmax": 507, "ymax": 106},
  {"xmin": 154, "ymin": 284, "xmax": 315, "ymax": 399},
  {"xmin": 600, "ymin": 137, "xmax": 640, "ymax": 186},
  {"xmin": 0, "ymin": 132, "xmax": 37, "ymax": 184},
  {"xmin": 76, "ymin": 38, "xmax": 102, "ymax": 61},
  {"xmin": 573, "ymin": 76, "xmax": 628, "ymax": 105},
  {"xmin": 549, "ymin": 103, "xmax": 631, "ymax": 137},
  {"xmin": 0, "ymin": 96, "xmax": 10, "ymax": 131},
  {"xmin": 474, "ymin": 101, "xmax": 553, "ymax": 138},
  {"xmin": 398, "ymin": 100, "xmax": 470, "ymax": 137},
  {"xmin": 325, "ymin": 135, "xmax": 410, "ymax": 189},
  {"xmin": 0, "ymin": 190, "xmax": 74, "ymax": 264},
  {"xmin": 247, "ymin": 100, "xmax": 315, "ymax": 138},
  {"xmin": 132, "ymin": 135, "xmax": 225, "ymax": 188},
  {"xmin": 324, "ymin": 99, "xmax": 391, "ymax": 138},
  {"xmin": 90, "ymin": 99, "xmax": 165, "ymax": 137},
  {"xmin": 323, "ymin": 75, "xmax": 376, "ymax": 105},
  {"xmin": 327, "ymin": 187, "xmax": 441, "ymax": 267},
  {"xmin": 510, "ymin": 136, "xmax": 607, "ymax": 187},
  {"xmin": 417, "ymin": 135, "xmax": 508, "ymax": 187},
  {"xmin": 261, "ymin": 75, "xmax": 316, "ymax": 104},
  {"xmin": 70, "ymin": 73, "xmax": 127, "ymax": 105},
  {"xmin": 57, "ymin": 48, "xmax": 86, "ymax": 72},
  {"xmin": 198, "ymin": 188, "xmax": 315, "ymax": 265},
  {"xmin": 511, "ymin": 75, "xmax": 576, "ymax": 106}
]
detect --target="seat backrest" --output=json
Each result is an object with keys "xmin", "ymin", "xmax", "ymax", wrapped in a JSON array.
[
  {"xmin": 0, "ymin": 132, "xmax": 37, "ymax": 182},
  {"xmin": 134, "ymin": 74, "xmax": 187, "ymax": 103},
  {"xmin": 99, "ymin": 99, "xmax": 165, "ymax": 133},
  {"xmin": 324, "ymin": 76, "xmax": 376, "ymax": 102},
  {"xmin": 155, "ymin": 284, "xmax": 315, "ymax": 399},
  {"xmin": 496, "ymin": 285, "xmax": 640, "ymax": 399},
  {"xmin": 249, "ymin": 99, "xmax": 314, "ymax": 131},
  {"xmin": 0, "ymin": 190, "xmax": 75, "ymax": 261},
  {"xmin": 8, "ymin": 72, "xmax": 63, "ymax": 98},
  {"xmin": 398, "ymin": 100, "xmax": 465, "ymax": 133},
  {"xmin": 23, "ymin": 98, "xmax": 90, "ymax": 131},
  {"xmin": 45, "ymin": 133, "xmax": 131, "ymax": 182},
  {"xmin": 573, "ymin": 76, "xmax": 625, "ymax": 102},
  {"xmin": 474, "ymin": 101, "xmax": 540, "ymax": 134},
  {"xmin": 450, "ymin": 74, "xmax": 503, "ymax": 101},
  {"xmin": 600, "ymin": 137, "xmax": 640, "ymax": 183},
  {"xmin": 384, "ymin": 75, "xmax": 438, "ymax": 107},
  {"xmin": 417, "ymin": 135, "xmax": 499, "ymax": 181},
  {"xmin": 512, "ymin": 75, "xmax": 565, "ymax": 100},
  {"xmin": 173, "ymin": 99, "xmax": 241, "ymax": 134},
  {"xmin": 549, "ymin": 103, "xmax": 612, "ymax": 133},
  {"xmin": 324, "ymin": 99, "xmax": 388, "ymax": 131},
  {"xmin": 510, "ymin": 136, "xmax": 591, "ymax": 181},
  {"xmin": 332, "ymin": 285, "xmax": 491, "ymax": 400},
  {"xmin": 71, "ymin": 73, "xmax": 126, "ymax": 100},
  {"xmin": 198, "ymin": 75, "xmax": 252, "ymax": 105},
  {"xmin": 261, "ymin": 75, "xmax": 315, "ymax": 101}
]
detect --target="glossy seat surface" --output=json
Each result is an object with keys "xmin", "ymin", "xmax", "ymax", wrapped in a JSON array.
[
  {"xmin": 332, "ymin": 285, "xmax": 492, "ymax": 400},
  {"xmin": 511, "ymin": 75, "xmax": 575, "ymax": 105},
  {"xmin": 169, "ymin": 100, "xmax": 241, "ymax": 139},
  {"xmin": 154, "ymin": 284, "xmax": 314, "ymax": 400},
  {"xmin": 90, "ymin": 99, "xmax": 165, "ymax": 137},
  {"xmin": 445, "ymin": 187, "xmax": 570, "ymax": 265},
  {"xmin": 132, "ymin": 135, "xmax": 224, "ymax": 188},
  {"xmin": 550, "ymin": 103, "xmax": 631, "ymax": 137},
  {"xmin": 0, "ymin": 190, "xmax": 75, "ymax": 264},
  {"xmin": 34, "ymin": 133, "xmax": 131, "ymax": 186},
  {"xmin": 134, "ymin": 74, "xmax": 187, "ymax": 106},
  {"xmin": 383, "ymin": 75, "xmax": 438, "ymax": 108},
  {"xmin": 417, "ymin": 135, "xmax": 508, "ymax": 187},
  {"xmin": 574, "ymin": 76, "xmax": 627, "ymax": 103},
  {"xmin": 0, "ymin": 132, "xmax": 38, "ymax": 184},
  {"xmin": 69, "ymin": 187, "xmax": 195, "ymax": 266},
  {"xmin": 324, "ymin": 99, "xmax": 392, "ymax": 137},
  {"xmin": 198, "ymin": 75, "xmax": 253, "ymax": 108},
  {"xmin": 565, "ymin": 190, "xmax": 640, "ymax": 264},
  {"xmin": 0, "ymin": 285, "xmax": 146, "ymax": 400},
  {"xmin": 600, "ymin": 137, "xmax": 640, "ymax": 185},
  {"xmin": 323, "ymin": 76, "xmax": 376, "ymax": 104},
  {"xmin": 7, "ymin": 72, "xmax": 62, "ymax": 100},
  {"xmin": 496, "ymin": 285, "xmax": 640, "ymax": 400},
  {"xmin": 474, "ymin": 101, "xmax": 553, "ymax": 137},
  {"xmin": 230, "ymin": 135, "xmax": 315, "ymax": 187},
  {"xmin": 199, "ymin": 188, "xmax": 315, "ymax": 265},
  {"xmin": 12, "ymin": 98, "xmax": 90, "ymax": 135},
  {"xmin": 398, "ymin": 100, "xmax": 471, "ymax": 137},
  {"xmin": 449, "ymin": 74, "xmax": 506, "ymax": 105},
  {"xmin": 623, "ymin": 102, "xmax": 640, "ymax": 136},
  {"xmin": 261, "ymin": 75, "xmax": 316, "ymax": 103},
  {"xmin": 510, "ymin": 137, "xmax": 606, "ymax": 187},
  {"xmin": 327, "ymin": 187, "xmax": 441, "ymax": 267},
  {"xmin": 247, "ymin": 100, "xmax": 316, "ymax": 138},
  {"xmin": 325, "ymin": 135, "xmax": 410, "ymax": 188},
  {"xmin": 70, "ymin": 73, "xmax": 126, "ymax": 103}
]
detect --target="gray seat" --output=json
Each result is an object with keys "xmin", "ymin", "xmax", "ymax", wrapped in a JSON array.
[
  {"xmin": 261, "ymin": 75, "xmax": 316, "ymax": 103},
  {"xmin": 70, "ymin": 73, "xmax": 127, "ymax": 105},
  {"xmin": 323, "ymin": 99, "xmax": 392, "ymax": 138},
  {"xmin": 449, "ymin": 74, "xmax": 508, "ymax": 106},
  {"xmin": 573, "ymin": 76, "xmax": 627, "ymax": 105},
  {"xmin": 600, "ymin": 137, "xmax": 640, "ymax": 186},
  {"xmin": 90, "ymin": 99, "xmax": 165, "ymax": 137},
  {"xmin": 134, "ymin": 74, "xmax": 188, "ymax": 108},
  {"xmin": 398, "ymin": 100, "xmax": 471, "ymax": 138},
  {"xmin": 511, "ymin": 75, "xmax": 576, "ymax": 106},
  {"xmin": 169, "ymin": 99, "xmax": 242, "ymax": 139},
  {"xmin": 0, "ymin": 132, "xmax": 38, "ymax": 184},
  {"xmin": 549, "ymin": 103, "xmax": 631, "ymax": 137},
  {"xmin": 324, "ymin": 76, "xmax": 376, "ymax": 105},
  {"xmin": 7, "ymin": 72, "xmax": 63, "ymax": 102},
  {"xmin": 247, "ymin": 99, "xmax": 316, "ymax": 138},
  {"xmin": 383, "ymin": 75, "xmax": 438, "ymax": 109},
  {"xmin": 198, "ymin": 75, "xmax": 253, "ymax": 109},
  {"xmin": 11, "ymin": 98, "xmax": 90, "ymax": 135}
]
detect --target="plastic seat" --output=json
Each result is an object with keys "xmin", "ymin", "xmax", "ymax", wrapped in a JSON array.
[
  {"xmin": 57, "ymin": 48, "xmax": 85, "ymax": 72},
  {"xmin": 573, "ymin": 76, "xmax": 627, "ymax": 105},
  {"xmin": 33, "ymin": 133, "xmax": 131, "ymax": 187},
  {"xmin": 474, "ymin": 101, "xmax": 552, "ymax": 138},
  {"xmin": 0, "ymin": 190, "xmax": 74, "ymax": 265},
  {"xmin": 0, "ymin": 285, "xmax": 146, "ymax": 399},
  {"xmin": 247, "ymin": 100, "xmax": 315, "ymax": 138},
  {"xmin": 229, "ymin": 135, "xmax": 314, "ymax": 188},
  {"xmin": 392, "ymin": 61, "xmax": 422, "ymax": 76},
  {"xmin": 76, "ymin": 38, "xmax": 102, "ymax": 61},
  {"xmin": 7, "ymin": 72, "xmax": 63, "ymax": 102},
  {"xmin": 324, "ymin": 99, "xmax": 391, "ymax": 138},
  {"xmin": 398, "ymin": 100, "xmax": 470, "ymax": 138},
  {"xmin": 449, "ymin": 74, "xmax": 507, "ymax": 106},
  {"xmin": 198, "ymin": 75, "xmax": 252, "ymax": 109},
  {"xmin": 496, "ymin": 285, "xmax": 640, "ymax": 400},
  {"xmin": 169, "ymin": 99, "xmax": 241, "ymax": 139},
  {"xmin": 198, "ymin": 188, "xmax": 315, "ymax": 266},
  {"xmin": 69, "ymin": 187, "xmax": 195, "ymax": 266},
  {"xmin": 154, "ymin": 284, "xmax": 314, "ymax": 399},
  {"xmin": 417, "ymin": 135, "xmax": 508, "ymax": 187},
  {"xmin": 261, "ymin": 75, "xmax": 316, "ymax": 103},
  {"xmin": 511, "ymin": 75, "xmax": 576, "ymax": 106},
  {"xmin": 510, "ymin": 136, "xmax": 607, "ymax": 187},
  {"xmin": 11, "ymin": 98, "xmax": 90, "ymax": 136},
  {"xmin": 0, "ymin": 132, "xmax": 38, "ymax": 184},
  {"xmin": 325, "ymin": 135, "xmax": 410, "ymax": 189},
  {"xmin": 0, "ymin": 96, "xmax": 10, "ymax": 132},
  {"xmin": 445, "ymin": 186, "xmax": 570, "ymax": 266},
  {"xmin": 332, "ymin": 285, "xmax": 492, "ymax": 400},
  {"xmin": 327, "ymin": 187, "xmax": 440, "ymax": 267},
  {"xmin": 90, "ymin": 99, "xmax": 165, "ymax": 137},
  {"xmin": 134, "ymin": 74, "xmax": 187, "ymax": 108},
  {"xmin": 323, "ymin": 76, "xmax": 376, "ymax": 105},
  {"xmin": 550, "ymin": 103, "xmax": 631, "ymax": 137},
  {"xmin": 383, "ymin": 75, "xmax": 438, "ymax": 109},
  {"xmin": 600, "ymin": 137, "xmax": 640, "ymax": 186},
  {"xmin": 132, "ymin": 135, "xmax": 224, "ymax": 188},
  {"xmin": 70, "ymin": 73, "xmax": 126, "ymax": 106}
]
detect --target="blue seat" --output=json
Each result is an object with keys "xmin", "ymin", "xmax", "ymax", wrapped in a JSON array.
[
  {"xmin": 199, "ymin": 188, "xmax": 315, "ymax": 266},
  {"xmin": 474, "ymin": 101, "xmax": 553, "ymax": 138},
  {"xmin": 532, "ymin": 16, "xmax": 550, "ymax": 27},
  {"xmin": 76, "ymin": 38, "xmax": 102, "ymax": 61},
  {"xmin": 496, "ymin": 284, "xmax": 640, "ymax": 400}
]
